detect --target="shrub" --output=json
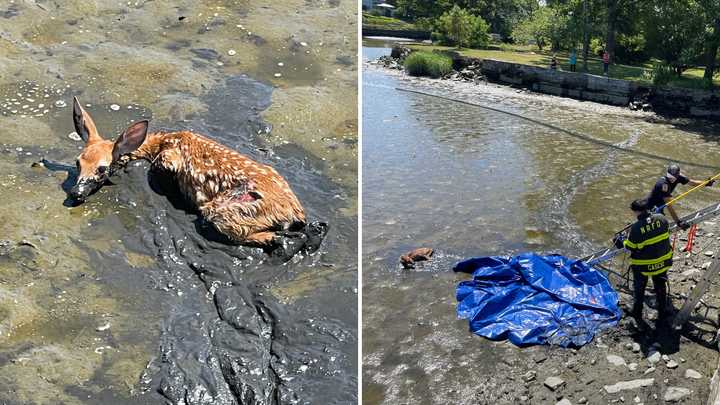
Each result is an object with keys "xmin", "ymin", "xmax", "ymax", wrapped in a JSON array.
[
  {"xmin": 701, "ymin": 77, "xmax": 714, "ymax": 90},
  {"xmin": 404, "ymin": 51, "xmax": 453, "ymax": 78},
  {"xmin": 437, "ymin": 6, "xmax": 474, "ymax": 48},
  {"xmin": 590, "ymin": 38, "xmax": 604, "ymax": 57},
  {"xmin": 615, "ymin": 33, "xmax": 647, "ymax": 65},
  {"xmin": 467, "ymin": 14, "xmax": 490, "ymax": 48},
  {"xmin": 642, "ymin": 62, "xmax": 675, "ymax": 86}
]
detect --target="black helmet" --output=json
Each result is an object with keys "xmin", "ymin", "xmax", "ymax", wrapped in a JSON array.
[
  {"xmin": 630, "ymin": 198, "xmax": 648, "ymax": 212},
  {"xmin": 667, "ymin": 163, "xmax": 681, "ymax": 176}
]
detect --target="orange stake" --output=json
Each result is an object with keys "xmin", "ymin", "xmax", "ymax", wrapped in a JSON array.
[{"xmin": 683, "ymin": 224, "xmax": 698, "ymax": 252}]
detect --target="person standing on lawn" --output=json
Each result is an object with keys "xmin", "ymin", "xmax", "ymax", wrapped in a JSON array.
[
  {"xmin": 569, "ymin": 49, "xmax": 577, "ymax": 72},
  {"xmin": 550, "ymin": 54, "xmax": 558, "ymax": 70},
  {"xmin": 603, "ymin": 49, "xmax": 610, "ymax": 76}
]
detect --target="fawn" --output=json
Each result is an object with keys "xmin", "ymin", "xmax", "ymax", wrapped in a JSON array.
[{"xmin": 68, "ymin": 97, "xmax": 325, "ymax": 257}]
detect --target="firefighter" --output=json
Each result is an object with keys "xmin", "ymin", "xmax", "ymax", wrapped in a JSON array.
[
  {"xmin": 646, "ymin": 163, "xmax": 714, "ymax": 229},
  {"xmin": 614, "ymin": 198, "xmax": 673, "ymax": 324}
]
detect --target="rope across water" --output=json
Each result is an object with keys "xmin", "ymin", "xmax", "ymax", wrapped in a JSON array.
[{"xmin": 395, "ymin": 87, "xmax": 720, "ymax": 171}]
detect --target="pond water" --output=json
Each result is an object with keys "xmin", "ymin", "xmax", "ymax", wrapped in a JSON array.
[{"xmin": 362, "ymin": 40, "xmax": 720, "ymax": 404}]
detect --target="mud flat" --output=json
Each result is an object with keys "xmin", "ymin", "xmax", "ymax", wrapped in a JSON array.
[
  {"xmin": 363, "ymin": 45, "xmax": 720, "ymax": 404},
  {"xmin": 0, "ymin": 2, "xmax": 357, "ymax": 404}
]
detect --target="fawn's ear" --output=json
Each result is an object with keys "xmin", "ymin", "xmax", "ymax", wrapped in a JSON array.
[
  {"xmin": 72, "ymin": 97, "xmax": 102, "ymax": 144},
  {"xmin": 112, "ymin": 120, "xmax": 149, "ymax": 162}
]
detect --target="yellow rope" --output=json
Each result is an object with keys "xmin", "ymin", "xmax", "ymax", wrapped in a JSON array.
[{"xmin": 663, "ymin": 171, "xmax": 720, "ymax": 209}]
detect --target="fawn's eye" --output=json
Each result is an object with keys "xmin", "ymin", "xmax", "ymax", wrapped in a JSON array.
[{"xmin": 97, "ymin": 165, "xmax": 108, "ymax": 175}]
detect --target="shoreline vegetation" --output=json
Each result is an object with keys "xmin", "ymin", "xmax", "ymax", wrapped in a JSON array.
[
  {"xmin": 407, "ymin": 43, "xmax": 720, "ymax": 90},
  {"xmin": 362, "ymin": 0, "xmax": 720, "ymax": 91},
  {"xmin": 369, "ymin": 45, "xmax": 720, "ymax": 120},
  {"xmin": 404, "ymin": 51, "xmax": 453, "ymax": 78}
]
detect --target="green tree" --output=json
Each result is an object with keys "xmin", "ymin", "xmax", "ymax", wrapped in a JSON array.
[
  {"xmin": 468, "ymin": 14, "xmax": 491, "ymax": 48},
  {"xmin": 643, "ymin": 0, "xmax": 706, "ymax": 76},
  {"xmin": 437, "ymin": 5, "xmax": 484, "ymax": 48},
  {"xmin": 511, "ymin": 7, "xmax": 559, "ymax": 50},
  {"xmin": 396, "ymin": 0, "xmax": 537, "ymax": 40},
  {"xmin": 396, "ymin": 0, "xmax": 452, "ymax": 19},
  {"xmin": 697, "ymin": 0, "xmax": 720, "ymax": 82}
]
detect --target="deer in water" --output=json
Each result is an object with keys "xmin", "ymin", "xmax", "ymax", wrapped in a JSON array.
[{"xmin": 68, "ymin": 97, "xmax": 325, "ymax": 257}]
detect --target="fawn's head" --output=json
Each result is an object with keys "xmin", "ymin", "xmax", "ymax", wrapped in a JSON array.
[{"xmin": 70, "ymin": 97, "xmax": 149, "ymax": 202}]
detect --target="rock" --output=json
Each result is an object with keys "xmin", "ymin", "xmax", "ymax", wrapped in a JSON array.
[
  {"xmin": 628, "ymin": 362, "xmax": 638, "ymax": 371},
  {"xmin": 684, "ymin": 369, "xmax": 702, "ymax": 379},
  {"xmin": 680, "ymin": 269, "xmax": 701, "ymax": 280},
  {"xmin": 663, "ymin": 387, "xmax": 690, "ymax": 402},
  {"xmin": 578, "ymin": 398, "xmax": 587, "ymax": 404},
  {"xmin": 109, "ymin": 104, "xmax": 120, "ymax": 111},
  {"xmin": 390, "ymin": 46, "xmax": 411, "ymax": 59},
  {"xmin": 632, "ymin": 342, "xmax": 641, "ymax": 353},
  {"xmin": 603, "ymin": 379, "xmax": 655, "ymax": 394},
  {"xmin": 523, "ymin": 370, "xmax": 537, "ymax": 382},
  {"xmin": 544, "ymin": 376, "xmax": 565, "ymax": 391},
  {"xmin": 534, "ymin": 353, "xmax": 548, "ymax": 363},
  {"xmin": 68, "ymin": 131, "xmax": 82, "ymax": 141},
  {"xmin": 647, "ymin": 352, "xmax": 661, "ymax": 364},
  {"xmin": 645, "ymin": 367, "xmax": 656, "ymax": 374},
  {"xmin": 190, "ymin": 48, "xmax": 219, "ymax": 60},
  {"xmin": 661, "ymin": 354, "xmax": 670, "ymax": 361},
  {"xmin": 227, "ymin": 49, "xmax": 236, "ymax": 56},
  {"xmin": 704, "ymin": 251, "xmax": 714, "ymax": 257},
  {"xmin": 702, "ymin": 261, "xmax": 712, "ymax": 270},
  {"xmin": 607, "ymin": 354, "xmax": 627, "ymax": 367},
  {"xmin": 634, "ymin": 396, "xmax": 641, "ymax": 403},
  {"xmin": 581, "ymin": 375, "xmax": 595, "ymax": 385},
  {"xmin": 556, "ymin": 399, "xmax": 572, "ymax": 405},
  {"xmin": 666, "ymin": 360, "xmax": 678, "ymax": 369},
  {"xmin": 95, "ymin": 323, "xmax": 110, "ymax": 332}
]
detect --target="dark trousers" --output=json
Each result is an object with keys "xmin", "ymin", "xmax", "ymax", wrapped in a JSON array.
[
  {"xmin": 632, "ymin": 267, "xmax": 668, "ymax": 318},
  {"xmin": 570, "ymin": 64, "xmax": 576, "ymax": 72},
  {"xmin": 603, "ymin": 62, "xmax": 609, "ymax": 74}
]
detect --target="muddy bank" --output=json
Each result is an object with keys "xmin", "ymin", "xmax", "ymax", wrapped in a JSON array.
[
  {"xmin": 375, "ymin": 45, "xmax": 720, "ymax": 121},
  {"xmin": 363, "ymin": 43, "xmax": 720, "ymax": 404},
  {"xmin": 0, "ymin": 2, "xmax": 357, "ymax": 404}
]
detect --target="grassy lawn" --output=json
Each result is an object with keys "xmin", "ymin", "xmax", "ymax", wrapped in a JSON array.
[
  {"xmin": 408, "ymin": 43, "xmax": 719, "ymax": 89},
  {"xmin": 362, "ymin": 12, "xmax": 417, "ymax": 30}
]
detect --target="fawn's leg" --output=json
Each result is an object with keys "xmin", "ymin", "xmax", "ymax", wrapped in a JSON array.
[{"xmin": 244, "ymin": 231, "xmax": 277, "ymax": 246}]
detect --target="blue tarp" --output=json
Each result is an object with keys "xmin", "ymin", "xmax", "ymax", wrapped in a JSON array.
[{"xmin": 455, "ymin": 253, "xmax": 621, "ymax": 347}]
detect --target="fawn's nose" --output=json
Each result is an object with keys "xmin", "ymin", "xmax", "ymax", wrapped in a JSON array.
[{"xmin": 69, "ymin": 183, "xmax": 90, "ymax": 202}]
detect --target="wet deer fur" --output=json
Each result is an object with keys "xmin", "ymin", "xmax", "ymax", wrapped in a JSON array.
[{"xmin": 70, "ymin": 97, "xmax": 306, "ymax": 246}]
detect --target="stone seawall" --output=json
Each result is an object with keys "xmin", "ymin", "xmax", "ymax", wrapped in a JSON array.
[
  {"xmin": 481, "ymin": 59, "xmax": 638, "ymax": 107},
  {"xmin": 445, "ymin": 53, "xmax": 720, "ymax": 121}
]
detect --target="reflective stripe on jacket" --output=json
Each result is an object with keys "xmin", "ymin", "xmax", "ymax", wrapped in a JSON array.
[{"xmin": 624, "ymin": 212, "xmax": 672, "ymax": 276}]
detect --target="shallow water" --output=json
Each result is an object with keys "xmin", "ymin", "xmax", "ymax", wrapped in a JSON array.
[
  {"xmin": 362, "ymin": 42, "xmax": 720, "ymax": 404},
  {"xmin": 0, "ymin": 3, "xmax": 357, "ymax": 404}
]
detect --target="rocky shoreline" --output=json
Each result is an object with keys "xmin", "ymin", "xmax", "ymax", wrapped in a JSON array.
[
  {"xmin": 366, "ymin": 54, "xmax": 720, "ymax": 403},
  {"xmin": 372, "ymin": 46, "xmax": 720, "ymax": 121}
]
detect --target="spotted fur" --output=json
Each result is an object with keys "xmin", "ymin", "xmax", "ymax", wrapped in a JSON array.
[
  {"xmin": 70, "ymin": 97, "xmax": 305, "ymax": 246},
  {"xmin": 134, "ymin": 131, "xmax": 305, "ymax": 244}
]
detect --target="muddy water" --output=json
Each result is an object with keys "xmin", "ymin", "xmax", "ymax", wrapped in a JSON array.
[
  {"xmin": 363, "ymin": 43, "xmax": 720, "ymax": 404},
  {"xmin": 0, "ymin": 2, "xmax": 357, "ymax": 404}
]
